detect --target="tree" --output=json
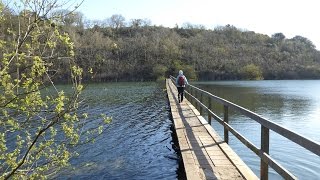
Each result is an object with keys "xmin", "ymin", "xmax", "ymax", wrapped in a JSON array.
[
  {"xmin": 292, "ymin": 35, "xmax": 316, "ymax": 49},
  {"xmin": 129, "ymin": 18, "xmax": 151, "ymax": 28},
  {"xmin": 272, "ymin": 32, "xmax": 286, "ymax": 41},
  {"xmin": 183, "ymin": 65, "xmax": 197, "ymax": 81},
  {"xmin": 53, "ymin": 10, "xmax": 84, "ymax": 28},
  {"xmin": 153, "ymin": 64, "xmax": 168, "ymax": 81},
  {"xmin": 0, "ymin": 1, "xmax": 109, "ymax": 178},
  {"xmin": 241, "ymin": 64, "xmax": 264, "ymax": 80},
  {"xmin": 108, "ymin": 14, "xmax": 126, "ymax": 29}
]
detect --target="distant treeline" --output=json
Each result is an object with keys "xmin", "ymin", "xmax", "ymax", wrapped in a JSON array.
[
  {"xmin": 5, "ymin": 10, "xmax": 320, "ymax": 81},
  {"xmin": 71, "ymin": 15, "xmax": 320, "ymax": 81}
]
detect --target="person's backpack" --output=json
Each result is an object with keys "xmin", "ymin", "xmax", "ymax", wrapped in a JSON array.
[{"xmin": 178, "ymin": 76, "xmax": 185, "ymax": 86}]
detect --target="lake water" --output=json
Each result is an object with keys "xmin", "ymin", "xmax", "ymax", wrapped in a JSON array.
[
  {"xmin": 194, "ymin": 80, "xmax": 320, "ymax": 180},
  {"xmin": 55, "ymin": 80, "xmax": 320, "ymax": 180},
  {"xmin": 55, "ymin": 82, "xmax": 178, "ymax": 179}
]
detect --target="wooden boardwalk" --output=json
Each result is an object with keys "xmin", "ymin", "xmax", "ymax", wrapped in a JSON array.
[{"xmin": 166, "ymin": 79, "xmax": 258, "ymax": 180}]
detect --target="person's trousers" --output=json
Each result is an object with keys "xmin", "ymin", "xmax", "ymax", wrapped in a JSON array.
[{"xmin": 177, "ymin": 87, "xmax": 184, "ymax": 102}]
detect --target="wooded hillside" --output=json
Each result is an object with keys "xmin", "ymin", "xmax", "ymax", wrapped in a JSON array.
[{"xmin": 3, "ymin": 10, "xmax": 320, "ymax": 81}]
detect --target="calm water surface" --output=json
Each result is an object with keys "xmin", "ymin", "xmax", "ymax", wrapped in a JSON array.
[
  {"xmin": 55, "ymin": 82, "xmax": 178, "ymax": 180},
  {"xmin": 195, "ymin": 80, "xmax": 320, "ymax": 180}
]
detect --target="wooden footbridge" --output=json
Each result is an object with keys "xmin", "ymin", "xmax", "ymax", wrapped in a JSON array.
[{"xmin": 166, "ymin": 77, "xmax": 320, "ymax": 180}]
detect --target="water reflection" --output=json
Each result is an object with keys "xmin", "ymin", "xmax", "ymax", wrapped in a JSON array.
[{"xmin": 194, "ymin": 80, "xmax": 320, "ymax": 179}]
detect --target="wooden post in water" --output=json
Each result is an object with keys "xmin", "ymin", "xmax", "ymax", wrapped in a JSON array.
[
  {"xmin": 261, "ymin": 126, "xmax": 270, "ymax": 180},
  {"xmin": 208, "ymin": 98, "xmax": 212, "ymax": 124},
  {"xmin": 224, "ymin": 105, "xmax": 229, "ymax": 144}
]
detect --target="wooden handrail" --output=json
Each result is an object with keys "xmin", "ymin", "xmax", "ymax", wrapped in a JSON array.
[{"xmin": 169, "ymin": 76, "xmax": 320, "ymax": 180}]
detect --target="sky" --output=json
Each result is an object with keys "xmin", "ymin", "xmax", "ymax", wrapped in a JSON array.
[{"xmin": 77, "ymin": 0, "xmax": 320, "ymax": 49}]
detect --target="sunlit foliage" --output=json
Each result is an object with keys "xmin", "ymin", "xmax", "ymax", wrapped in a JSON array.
[
  {"xmin": 0, "ymin": 1, "xmax": 110, "ymax": 179},
  {"xmin": 241, "ymin": 64, "xmax": 264, "ymax": 80}
]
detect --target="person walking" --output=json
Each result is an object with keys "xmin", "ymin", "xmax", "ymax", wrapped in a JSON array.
[{"xmin": 176, "ymin": 70, "xmax": 189, "ymax": 103}]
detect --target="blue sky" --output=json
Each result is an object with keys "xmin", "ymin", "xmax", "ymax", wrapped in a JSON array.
[{"xmin": 77, "ymin": 0, "xmax": 320, "ymax": 49}]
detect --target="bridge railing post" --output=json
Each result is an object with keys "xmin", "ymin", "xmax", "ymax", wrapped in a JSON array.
[
  {"xmin": 185, "ymin": 89, "xmax": 189, "ymax": 101},
  {"xmin": 261, "ymin": 125, "xmax": 270, "ymax": 180},
  {"xmin": 200, "ymin": 92, "xmax": 203, "ymax": 115},
  {"xmin": 208, "ymin": 97, "xmax": 212, "ymax": 125},
  {"xmin": 224, "ymin": 105, "xmax": 229, "ymax": 144},
  {"xmin": 196, "ymin": 89, "xmax": 199, "ymax": 110},
  {"xmin": 191, "ymin": 87, "xmax": 194, "ymax": 106}
]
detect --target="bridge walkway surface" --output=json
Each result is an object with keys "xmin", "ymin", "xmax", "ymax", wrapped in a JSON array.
[{"xmin": 166, "ymin": 79, "xmax": 258, "ymax": 180}]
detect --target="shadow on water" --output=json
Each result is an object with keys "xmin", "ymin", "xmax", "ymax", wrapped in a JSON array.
[{"xmin": 53, "ymin": 82, "xmax": 179, "ymax": 180}]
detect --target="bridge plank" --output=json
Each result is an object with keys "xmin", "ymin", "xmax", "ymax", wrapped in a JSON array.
[{"xmin": 166, "ymin": 79, "xmax": 258, "ymax": 180}]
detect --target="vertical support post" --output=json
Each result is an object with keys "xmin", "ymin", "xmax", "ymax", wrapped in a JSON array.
[
  {"xmin": 185, "ymin": 89, "xmax": 188, "ymax": 100},
  {"xmin": 191, "ymin": 87, "xmax": 194, "ymax": 106},
  {"xmin": 261, "ymin": 126, "xmax": 270, "ymax": 180},
  {"xmin": 200, "ymin": 92, "xmax": 203, "ymax": 115},
  {"xmin": 195, "ymin": 89, "xmax": 199, "ymax": 110},
  {"xmin": 208, "ymin": 98, "xmax": 212, "ymax": 124},
  {"xmin": 223, "ymin": 105, "xmax": 229, "ymax": 144},
  {"xmin": 193, "ymin": 88, "xmax": 196, "ymax": 107}
]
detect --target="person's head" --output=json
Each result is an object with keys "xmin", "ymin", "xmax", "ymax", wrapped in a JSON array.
[{"xmin": 179, "ymin": 70, "xmax": 183, "ymax": 75}]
